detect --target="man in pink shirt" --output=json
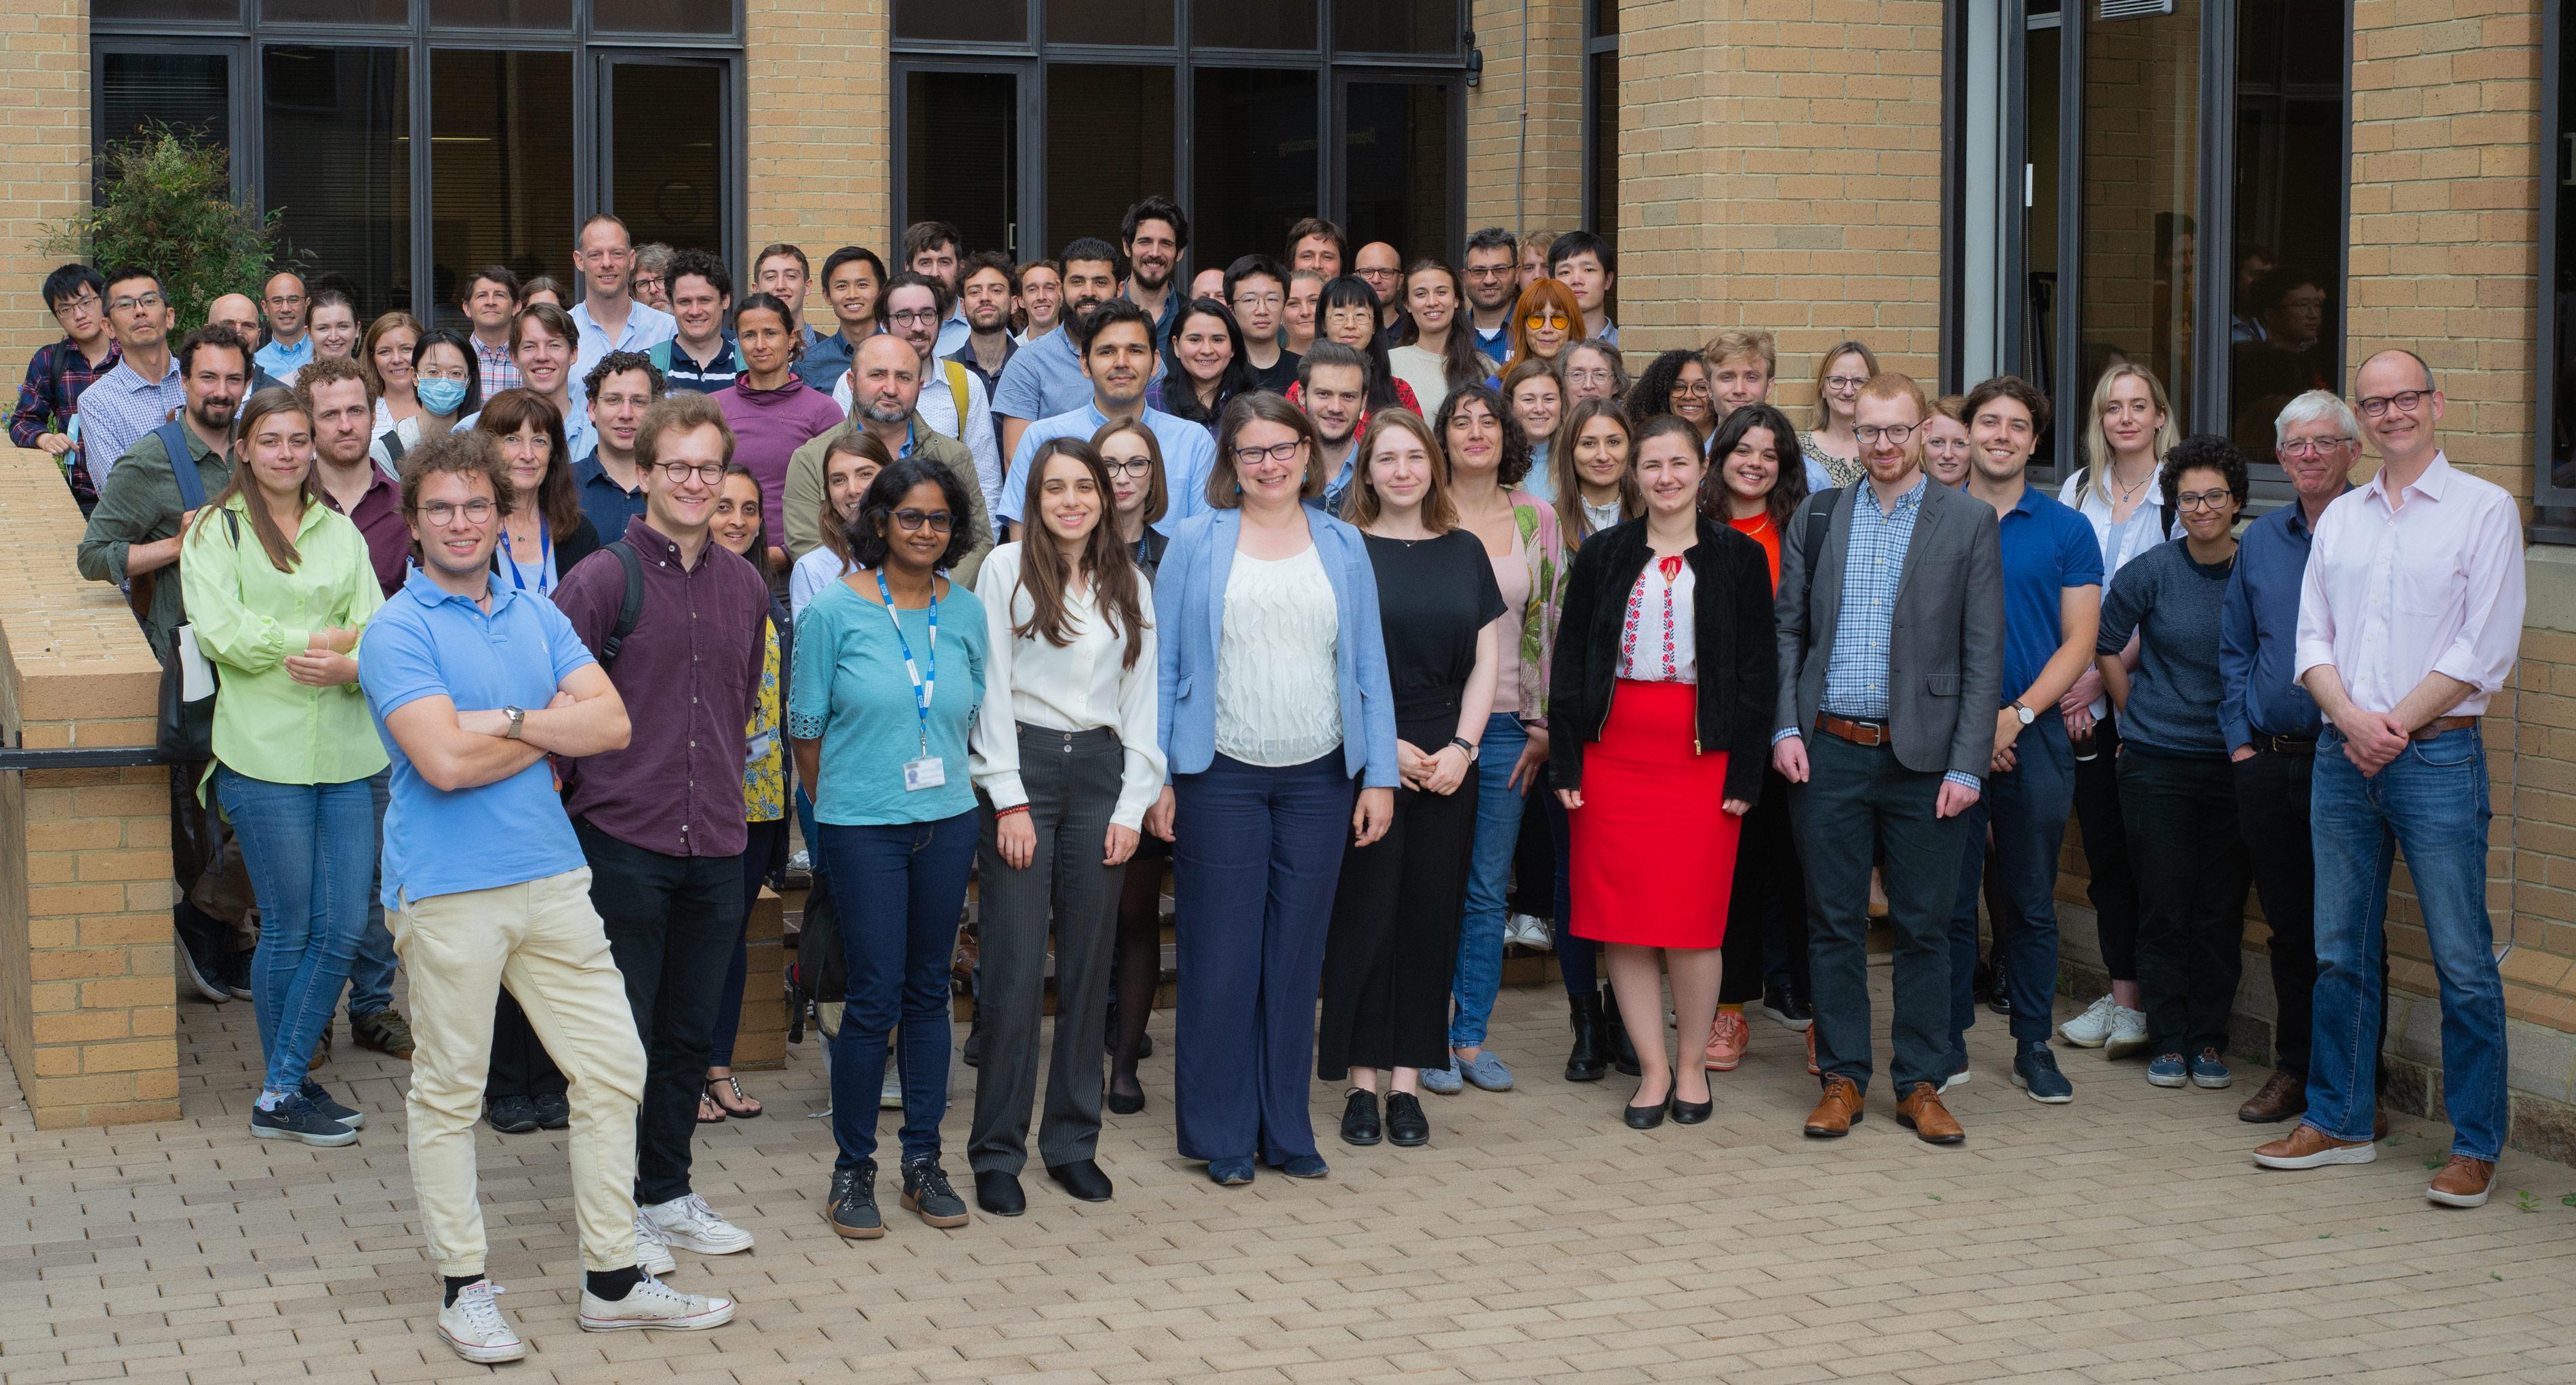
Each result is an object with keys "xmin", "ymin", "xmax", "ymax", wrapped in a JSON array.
[{"xmin": 2252, "ymin": 349, "xmax": 2524, "ymax": 1209}]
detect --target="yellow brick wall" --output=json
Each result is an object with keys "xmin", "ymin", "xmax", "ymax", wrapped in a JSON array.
[
  {"xmin": 745, "ymin": 0, "xmax": 889, "ymax": 336},
  {"xmin": 1466, "ymin": 0, "xmax": 1587, "ymax": 240},
  {"xmin": 1, "ymin": 1, "xmax": 89, "ymax": 366}
]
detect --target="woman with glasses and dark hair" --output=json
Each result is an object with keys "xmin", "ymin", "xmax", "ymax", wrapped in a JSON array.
[
  {"xmin": 1145, "ymin": 298, "xmax": 1255, "ymax": 429},
  {"xmin": 1800, "ymin": 340, "xmax": 1880, "ymax": 487},
  {"xmin": 1095, "ymin": 419, "xmax": 1177, "ymax": 1115},
  {"xmin": 1630, "ymin": 349, "xmax": 1716, "ymax": 445},
  {"xmin": 791, "ymin": 454, "xmax": 991, "ymax": 1239},
  {"xmin": 1154, "ymin": 392, "xmax": 1396, "ymax": 1187},
  {"xmin": 1288, "ymin": 275, "xmax": 1420, "ymax": 418}
]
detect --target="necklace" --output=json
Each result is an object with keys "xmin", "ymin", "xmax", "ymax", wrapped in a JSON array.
[
  {"xmin": 1733, "ymin": 513, "xmax": 1773, "ymax": 538},
  {"xmin": 2109, "ymin": 462, "xmax": 2154, "ymax": 506}
]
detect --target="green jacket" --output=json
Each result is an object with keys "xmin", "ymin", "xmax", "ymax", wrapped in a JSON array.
[
  {"xmin": 74, "ymin": 422, "xmax": 234, "ymax": 664},
  {"xmin": 782, "ymin": 412, "xmax": 994, "ymax": 590}
]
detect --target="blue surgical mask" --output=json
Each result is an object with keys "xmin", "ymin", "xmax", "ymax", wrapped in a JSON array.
[{"xmin": 418, "ymin": 378, "xmax": 468, "ymax": 416}]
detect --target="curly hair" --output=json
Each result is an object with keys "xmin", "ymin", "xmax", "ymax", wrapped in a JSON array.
[
  {"xmin": 1436, "ymin": 382, "xmax": 1531, "ymax": 489},
  {"xmin": 1628, "ymin": 349, "xmax": 1706, "ymax": 435},
  {"xmin": 2159, "ymin": 434, "xmax": 2251, "ymax": 515},
  {"xmin": 849, "ymin": 455, "xmax": 977, "ymax": 572}
]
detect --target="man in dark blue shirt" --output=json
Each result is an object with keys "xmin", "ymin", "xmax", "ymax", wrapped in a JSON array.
[
  {"xmin": 573, "ymin": 350, "xmax": 664, "ymax": 536},
  {"xmin": 2219, "ymin": 388, "xmax": 2383, "ymax": 1127},
  {"xmin": 649, "ymin": 251, "xmax": 740, "ymax": 395},
  {"xmin": 1946, "ymin": 376, "xmax": 2102, "ymax": 1104}
]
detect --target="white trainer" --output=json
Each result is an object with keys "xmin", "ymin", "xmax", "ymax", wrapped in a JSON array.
[
  {"xmin": 577, "ymin": 1272, "xmax": 735, "ymax": 1332},
  {"xmin": 643, "ymin": 1192, "xmax": 756, "ymax": 1256},
  {"xmin": 880, "ymin": 1056, "xmax": 904, "ymax": 1110},
  {"xmin": 2103, "ymin": 1005, "xmax": 2152, "ymax": 1059},
  {"xmin": 1506, "ymin": 913, "xmax": 1554, "ymax": 950},
  {"xmin": 437, "ymin": 1280, "xmax": 526, "ymax": 1364},
  {"xmin": 2057, "ymin": 992, "xmax": 2118, "ymax": 1047},
  {"xmin": 631, "ymin": 1209, "xmax": 677, "ymax": 1275}
]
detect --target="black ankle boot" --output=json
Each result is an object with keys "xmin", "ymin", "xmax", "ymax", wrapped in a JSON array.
[
  {"xmin": 1598, "ymin": 987, "xmax": 1643, "ymax": 1077},
  {"xmin": 1565, "ymin": 992, "xmax": 1608, "ymax": 1082}
]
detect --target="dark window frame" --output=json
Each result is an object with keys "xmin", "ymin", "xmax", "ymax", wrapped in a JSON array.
[
  {"xmin": 1580, "ymin": 0, "xmax": 1617, "ymax": 239},
  {"xmin": 2537, "ymin": 0, "xmax": 2573, "ymax": 532}
]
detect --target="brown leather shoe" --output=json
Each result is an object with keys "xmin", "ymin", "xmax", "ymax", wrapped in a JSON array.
[
  {"xmin": 1894, "ymin": 1082, "xmax": 1964, "ymax": 1144},
  {"xmin": 2427, "ymin": 1155, "xmax": 2495, "ymax": 1208},
  {"xmin": 2251, "ymin": 1123, "xmax": 2375, "ymax": 1169},
  {"xmin": 2236, "ymin": 1070, "xmax": 2306, "ymax": 1123},
  {"xmin": 2373, "ymin": 1106, "xmax": 2390, "ymax": 1140},
  {"xmin": 1803, "ymin": 1076, "xmax": 1863, "ymax": 1138}
]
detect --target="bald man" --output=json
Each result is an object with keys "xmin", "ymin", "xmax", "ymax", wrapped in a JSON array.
[
  {"xmin": 1354, "ymin": 241, "xmax": 1403, "ymax": 328},
  {"xmin": 208, "ymin": 294, "xmax": 294, "ymax": 393}
]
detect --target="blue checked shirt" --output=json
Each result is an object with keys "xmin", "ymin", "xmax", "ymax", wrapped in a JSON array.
[{"xmin": 76, "ymin": 355, "xmax": 186, "ymax": 490}]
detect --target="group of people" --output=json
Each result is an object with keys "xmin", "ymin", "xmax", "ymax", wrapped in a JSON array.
[{"xmin": 24, "ymin": 193, "xmax": 2525, "ymax": 1367}]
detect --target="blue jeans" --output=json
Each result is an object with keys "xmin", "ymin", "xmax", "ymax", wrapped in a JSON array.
[
  {"xmin": 343, "ymin": 769, "xmax": 396, "ymax": 1019},
  {"xmin": 214, "ymin": 768, "xmax": 375, "ymax": 1097},
  {"xmin": 1948, "ymin": 716, "xmax": 2075, "ymax": 1057},
  {"xmin": 2307, "ymin": 727, "xmax": 2508, "ymax": 1161},
  {"xmin": 821, "ymin": 812, "xmax": 978, "ymax": 1171},
  {"xmin": 1452, "ymin": 713, "xmax": 1529, "ymax": 1048}
]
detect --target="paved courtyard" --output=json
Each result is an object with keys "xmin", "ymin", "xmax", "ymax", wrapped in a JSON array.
[{"xmin": 8, "ymin": 976, "xmax": 2576, "ymax": 1384}]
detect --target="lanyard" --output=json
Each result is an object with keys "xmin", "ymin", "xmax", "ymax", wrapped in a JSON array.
[
  {"xmin": 498, "ymin": 523, "xmax": 550, "ymax": 594},
  {"xmin": 875, "ymin": 569, "xmax": 938, "ymax": 756}
]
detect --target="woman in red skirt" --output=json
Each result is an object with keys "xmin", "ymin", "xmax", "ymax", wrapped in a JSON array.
[{"xmin": 1548, "ymin": 415, "xmax": 1777, "ymax": 1127}]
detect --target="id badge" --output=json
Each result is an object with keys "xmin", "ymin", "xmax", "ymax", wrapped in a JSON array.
[{"xmin": 902, "ymin": 756, "xmax": 947, "ymax": 792}]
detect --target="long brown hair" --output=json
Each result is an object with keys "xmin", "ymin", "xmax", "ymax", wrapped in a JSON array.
[
  {"xmin": 473, "ymin": 388, "xmax": 583, "ymax": 541},
  {"xmin": 1011, "ymin": 437, "xmax": 1149, "ymax": 670},
  {"xmin": 1551, "ymin": 397, "xmax": 1641, "ymax": 544},
  {"xmin": 1089, "ymin": 418, "xmax": 1167, "ymax": 527},
  {"xmin": 1340, "ymin": 409, "xmax": 1458, "ymax": 533},
  {"xmin": 193, "ymin": 387, "xmax": 318, "ymax": 572},
  {"xmin": 818, "ymin": 428, "xmax": 893, "ymax": 571}
]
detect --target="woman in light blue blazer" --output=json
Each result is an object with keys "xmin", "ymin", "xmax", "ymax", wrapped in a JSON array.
[{"xmin": 1152, "ymin": 390, "xmax": 1398, "ymax": 1186}]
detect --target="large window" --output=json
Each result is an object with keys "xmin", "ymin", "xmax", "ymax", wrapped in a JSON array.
[
  {"xmin": 892, "ymin": 1, "xmax": 1465, "ymax": 277},
  {"xmin": 93, "ymin": 3, "xmax": 741, "ymax": 330}
]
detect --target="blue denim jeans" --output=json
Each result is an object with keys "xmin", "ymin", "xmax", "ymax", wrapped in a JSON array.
[
  {"xmin": 343, "ymin": 769, "xmax": 396, "ymax": 1019},
  {"xmin": 1947, "ymin": 717, "xmax": 2076, "ymax": 1058},
  {"xmin": 214, "ymin": 768, "xmax": 376, "ymax": 1097},
  {"xmin": 1451, "ymin": 713, "xmax": 1529, "ymax": 1049},
  {"xmin": 821, "ymin": 811, "xmax": 978, "ymax": 1171},
  {"xmin": 2306, "ymin": 726, "xmax": 2508, "ymax": 1161}
]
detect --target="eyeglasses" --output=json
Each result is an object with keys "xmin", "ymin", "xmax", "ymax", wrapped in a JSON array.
[
  {"xmin": 1524, "ymin": 310, "xmax": 1571, "ymax": 330},
  {"xmin": 417, "ymin": 499, "xmax": 496, "ymax": 525},
  {"xmin": 890, "ymin": 508, "xmax": 954, "ymax": 534},
  {"xmin": 2277, "ymin": 437, "xmax": 2352, "ymax": 458},
  {"xmin": 264, "ymin": 292, "xmax": 306, "ymax": 308},
  {"xmin": 2175, "ymin": 489, "xmax": 2235, "ymax": 511},
  {"xmin": 887, "ymin": 308, "xmax": 940, "ymax": 327},
  {"xmin": 1674, "ymin": 380, "xmax": 1712, "ymax": 399},
  {"xmin": 52, "ymin": 294, "xmax": 100, "ymax": 319},
  {"xmin": 2356, "ymin": 389, "xmax": 2430, "ymax": 418},
  {"xmin": 654, "ymin": 461, "xmax": 727, "ymax": 484},
  {"xmin": 1853, "ymin": 424, "xmax": 1917, "ymax": 445},
  {"xmin": 109, "ymin": 293, "xmax": 166, "ymax": 314},
  {"xmin": 1102, "ymin": 457, "xmax": 1156, "ymax": 477},
  {"xmin": 1824, "ymin": 375, "xmax": 1870, "ymax": 393},
  {"xmin": 1563, "ymin": 367, "xmax": 1612, "ymax": 386},
  {"xmin": 1232, "ymin": 440, "xmax": 1304, "ymax": 465},
  {"xmin": 1232, "ymin": 292, "xmax": 1283, "ymax": 310},
  {"xmin": 1463, "ymin": 265, "xmax": 1511, "ymax": 279}
]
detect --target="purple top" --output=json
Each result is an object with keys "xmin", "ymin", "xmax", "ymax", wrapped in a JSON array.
[
  {"xmin": 322, "ymin": 463, "xmax": 409, "ymax": 597},
  {"xmin": 552, "ymin": 515, "xmax": 770, "ymax": 857},
  {"xmin": 715, "ymin": 376, "xmax": 845, "ymax": 545}
]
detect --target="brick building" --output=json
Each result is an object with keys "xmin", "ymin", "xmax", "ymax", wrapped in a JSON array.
[{"xmin": 4, "ymin": 0, "xmax": 2576, "ymax": 1153}]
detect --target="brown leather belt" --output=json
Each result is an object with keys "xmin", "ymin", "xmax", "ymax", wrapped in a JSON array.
[
  {"xmin": 1816, "ymin": 714, "xmax": 1889, "ymax": 747},
  {"xmin": 2410, "ymin": 715, "xmax": 2478, "ymax": 742}
]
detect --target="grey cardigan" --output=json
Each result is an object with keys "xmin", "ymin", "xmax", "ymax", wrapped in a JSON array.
[{"xmin": 1772, "ymin": 479, "xmax": 2007, "ymax": 781}]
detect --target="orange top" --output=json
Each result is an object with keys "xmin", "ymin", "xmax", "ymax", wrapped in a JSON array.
[{"xmin": 1728, "ymin": 513, "xmax": 1780, "ymax": 591}]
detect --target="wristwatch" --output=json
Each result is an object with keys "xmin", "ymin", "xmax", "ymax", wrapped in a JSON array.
[
  {"xmin": 1448, "ymin": 736, "xmax": 1479, "ymax": 763},
  {"xmin": 2010, "ymin": 701, "xmax": 2036, "ymax": 727},
  {"xmin": 504, "ymin": 706, "xmax": 527, "ymax": 740}
]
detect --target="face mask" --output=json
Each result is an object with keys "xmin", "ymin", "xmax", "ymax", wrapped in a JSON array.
[{"xmin": 418, "ymin": 378, "xmax": 468, "ymax": 415}]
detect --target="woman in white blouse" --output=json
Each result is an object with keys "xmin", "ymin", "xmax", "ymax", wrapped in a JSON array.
[{"xmin": 966, "ymin": 436, "xmax": 1163, "ymax": 1216}]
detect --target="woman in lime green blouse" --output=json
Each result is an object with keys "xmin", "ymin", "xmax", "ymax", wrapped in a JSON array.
[{"xmin": 181, "ymin": 387, "xmax": 390, "ymax": 1147}]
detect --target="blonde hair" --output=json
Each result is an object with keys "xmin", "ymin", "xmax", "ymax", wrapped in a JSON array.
[
  {"xmin": 1703, "ymin": 328, "xmax": 1777, "ymax": 376},
  {"xmin": 1341, "ymin": 409, "xmax": 1457, "ymax": 533},
  {"xmin": 2080, "ymin": 362, "xmax": 2180, "ymax": 509}
]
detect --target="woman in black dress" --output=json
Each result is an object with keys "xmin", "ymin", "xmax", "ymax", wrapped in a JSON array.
[
  {"xmin": 1099, "ymin": 419, "xmax": 1175, "ymax": 1113},
  {"xmin": 1316, "ymin": 409, "xmax": 1505, "ymax": 1149}
]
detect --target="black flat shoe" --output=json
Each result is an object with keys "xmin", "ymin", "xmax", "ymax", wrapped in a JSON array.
[
  {"xmin": 1670, "ymin": 1090, "xmax": 1713, "ymax": 1125},
  {"xmin": 1106, "ymin": 1079, "xmax": 1145, "ymax": 1115},
  {"xmin": 1045, "ymin": 1159, "xmax": 1114, "ymax": 1203},
  {"xmin": 485, "ymin": 1096, "xmax": 540, "ymax": 1134},
  {"xmin": 1385, "ymin": 1092, "xmax": 1430, "ymax": 1146},
  {"xmin": 1340, "ymin": 1089, "xmax": 1383, "ymax": 1146},
  {"xmin": 1622, "ymin": 1083, "xmax": 1669, "ymax": 1130},
  {"xmin": 973, "ymin": 1169, "xmax": 1026, "ymax": 1216}
]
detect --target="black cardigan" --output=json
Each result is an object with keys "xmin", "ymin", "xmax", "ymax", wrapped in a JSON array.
[{"xmin": 1546, "ymin": 516, "xmax": 1777, "ymax": 803}]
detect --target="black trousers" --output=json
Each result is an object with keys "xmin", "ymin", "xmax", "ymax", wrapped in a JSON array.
[
  {"xmin": 2234, "ymin": 746, "xmax": 2388, "ymax": 1087},
  {"xmin": 1721, "ymin": 767, "xmax": 1808, "ymax": 1006},
  {"xmin": 2070, "ymin": 716, "xmax": 2146, "ymax": 981},
  {"xmin": 576, "ymin": 819, "xmax": 745, "ymax": 1207},
  {"xmin": 1317, "ymin": 725, "xmax": 1478, "ymax": 1079},
  {"xmin": 2118, "ymin": 750, "xmax": 2252, "ymax": 1056},
  {"xmin": 489, "ymin": 990, "xmax": 569, "ymax": 1100}
]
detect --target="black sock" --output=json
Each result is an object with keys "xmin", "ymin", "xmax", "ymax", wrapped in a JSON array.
[
  {"xmin": 586, "ymin": 1266, "xmax": 645, "ymax": 1301},
  {"xmin": 442, "ymin": 1274, "xmax": 484, "ymax": 1307}
]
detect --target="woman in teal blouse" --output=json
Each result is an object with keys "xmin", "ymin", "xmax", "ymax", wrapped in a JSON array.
[{"xmin": 788, "ymin": 455, "xmax": 989, "ymax": 1238}]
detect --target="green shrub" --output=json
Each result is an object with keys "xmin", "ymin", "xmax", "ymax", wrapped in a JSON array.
[{"xmin": 46, "ymin": 122, "xmax": 284, "ymax": 333}]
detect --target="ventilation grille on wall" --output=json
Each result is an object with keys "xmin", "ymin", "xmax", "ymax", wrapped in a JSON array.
[{"xmin": 2100, "ymin": 0, "xmax": 2177, "ymax": 16}]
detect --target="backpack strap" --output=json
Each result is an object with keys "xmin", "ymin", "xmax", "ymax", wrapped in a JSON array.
[
  {"xmin": 936, "ymin": 360, "xmax": 972, "ymax": 439},
  {"xmin": 597, "ymin": 540, "xmax": 646, "ymax": 671},
  {"xmin": 647, "ymin": 340, "xmax": 673, "ymax": 374},
  {"xmin": 377, "ymin": 427, "xmax": 407, "ymax": 464},
  {"xmin": 157, "ymin": 419, "xmax": 207, "ymax": 511},
  {"xmin": 1799, "ymin": 487, "xmax": 1840, "ymax": 572}
]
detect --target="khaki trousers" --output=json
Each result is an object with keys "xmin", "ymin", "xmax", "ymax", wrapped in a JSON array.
[{"xmin": 390, "ymin": 868, "xmax": 645, "ymax": 1277}]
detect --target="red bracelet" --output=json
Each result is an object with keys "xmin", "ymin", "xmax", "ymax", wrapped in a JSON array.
[{"xmin": 994, "ymin": 804, "xmax": 1030, "ymax": 819}]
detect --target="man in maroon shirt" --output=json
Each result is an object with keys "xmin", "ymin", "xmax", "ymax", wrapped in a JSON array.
[{"xmin": 552, "ymin": 391, "xmax": 770, "ymax": 1266}]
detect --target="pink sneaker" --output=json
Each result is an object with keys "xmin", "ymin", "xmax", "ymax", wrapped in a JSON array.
[{"xmin": 1704, "ymin": 1010, "xmax": 1750, "ymax": 1072}]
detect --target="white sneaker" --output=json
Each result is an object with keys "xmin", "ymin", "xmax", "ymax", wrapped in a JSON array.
[
  {"xmin": 631, "ymin": 1209, "xmax": 677, "ymax": 1275},
  {"xmin": 788, "ymin": 848, "xmax": 810, "ymax": 874},
  {"xmin": 1938, "ymin": 1066, "xmax": 1971, "ymax": 1094},
  {"xmin": 2103, "ymin": 1005, "xmax": 2152, "ymax": 1059},
  {"xmin": 643, "ymin": 1192, "xmax": 756, "ymax": 1256},
  {"xmin": 437, "ymin": 1280, "xmax": 525, "ymax": 1364},
  {"xmin": 2058, "ymin": 992, "xmax": 2118, "ymax": 1047},
  {"xmin": 1507, "ymin": 913, "xmax": 1554, "ymax": 950},
  {"xmin": 578, "ymin": 1271, "xmax": 735, "ymax": 1332},
  {"xmin": 879, "ymin": 1056, "xmax": 904, "ymax": 1110}
]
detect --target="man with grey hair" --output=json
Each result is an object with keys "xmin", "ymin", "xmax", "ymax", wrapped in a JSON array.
[{"xmin": 2219, "ymin": 389, "xmax": 2380, "ymax": 1127}]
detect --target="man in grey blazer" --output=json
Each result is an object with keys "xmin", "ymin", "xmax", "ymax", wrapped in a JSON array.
[{"xmin": 1771, "ymin": 371, "xmax": 2005, "ymax": 1145}]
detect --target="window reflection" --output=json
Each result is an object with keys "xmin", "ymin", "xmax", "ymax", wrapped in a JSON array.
[
  {"xmin": 2078, "ymin": 0, "xmax": 2200, "ymax": 463},
  {"xmin": 1046, "ymin": 64, "xmax": 1172, "ymax": 256},
  {"xmin": 2226, "ymin": 0, "xmax": 2346, "ymax": 472},
  {"xmin": 1192, "ymin": 68, "xmax": 1318, "ymax": 270},
  {"xmin": 1343, "ymin": 82, "xmax": 1451, "ymax": 265},
  {"xmin": 429, "ymin": 49, "xmax": 575, "ymax": 325},
  {"xmin": 264, "ymin": 46, "xmax": 411, "ymax": 325}
]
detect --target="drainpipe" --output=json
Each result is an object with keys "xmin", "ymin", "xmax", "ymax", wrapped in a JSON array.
[{"xmin": 1516, "ymin": 0, "xmax": 1530, "ymax": 231}]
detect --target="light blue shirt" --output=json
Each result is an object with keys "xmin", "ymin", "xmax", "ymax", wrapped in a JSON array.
[
  {"xmin": 786, "ymin": 577, "xmax": 988, "ymax": 826},
  {"xmin": 1823, "ymin": 475, "xmax": 1925, "ymax": 722},
  {"xmin": 1521, "ymin": 443, "xmax": 1554, "ymax": 503},
  {"xmin": 569, "ymin": 298, "xmax": 677, "ymax": 409},
  {"xmin": 253, "ymin": 334, "xmax": 312, "ymax": 382},
  {"xmin": 935, "ymin": 308, "xmax": 970, "ymax": 361},
  {"xmin": 360, "ymin": 568, "xmax": 595, "ymax": 910},
  {"xmin": 997, "ymin": 403, "xmax": 1217, "ymax": 536},
  {"xmin": 991, "ymin": 326, "xmax": 1094, "ymax": 424}
]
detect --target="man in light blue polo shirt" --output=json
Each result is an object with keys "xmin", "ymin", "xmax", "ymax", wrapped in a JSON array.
[
  {"xmin": 361, "ymin": 432, "xmax": 735, "ymax": 1363},
  {"xmin": 253, "ymin": 270, "xmax": 313, "ymax": 382},
  {"xmin": 569, "ymin": 214, "xmax": 676, "ymax": 407},
  {"xmin": 993, "ymin": 238, "xmax": 1123, "ymax": 463},
  {"xmin": 995, "ymin": 297, "xmax": 1214, "ymax": 538}
]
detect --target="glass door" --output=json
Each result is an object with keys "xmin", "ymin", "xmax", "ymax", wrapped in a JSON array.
[
  {"xmin": 899, "ymin": 62, "xmax": 1033, "ymax": 260},
  {"xmin": 1332, "ymin": 73, "xmax": 1460, "ymax": 264},
  {"xmin": 597, "ymin": 53, "xmax": 735, "ymax": 260}
]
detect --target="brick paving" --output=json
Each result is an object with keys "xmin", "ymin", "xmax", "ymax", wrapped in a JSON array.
[{"xmin": 9, "ymin": 976, "xmax": 2576, "ymax": 1384}]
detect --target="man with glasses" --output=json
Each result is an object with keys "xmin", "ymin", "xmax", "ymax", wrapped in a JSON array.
[
  {"xmin": 784, "ymin": 334, "xmax": 994, "ymax": 586},
  {"xmin": 254, "ymin": 271, "xmax": 313, "ymax": 383},
  {"xmin": 1354, "ymin": 241, "xmax": 1404, "ymax": 330},
  {"xmin": 554, "ymin": 392, "xmax": 771, "ymax": 1270},
  {"xmin": 845, "ymin": 274, "xmax": 1001, "ymax": 517},
  {"xmin": 204, "ymin": 295, "xmax": 294, "ymax": 395},
  {"xmin": 570, "ymin": 214, "xmax": 677, "ymax": 406},
  {"xmin": 75, "ymin": 267, "xmax": 186, "ymax": 490},
  {"xmin": 12, "ymin": 263, "xmax": 117, "ymax": 510},
  {"xmin": 996, "ymin": 297, "xmax": 1213, "ymax": 540},
  {"xmin": 1462, "ymin": 228, "xmax": 1520, "ymax": 362},
  {"xmin": 2253, "ymin": 353, "xmax": 2524, "ymax": 1211},
  {"xmin": 1224, "ymin": 255, "xmax": 1297, "ymax": 393},
  {"xmin": 1771, "ymin": 372, "xmax": 2003, "ymax": 1147},
  {"xmin": 2223, "ymin": 390, "xmax": 2386, "ymax": 1133}
]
